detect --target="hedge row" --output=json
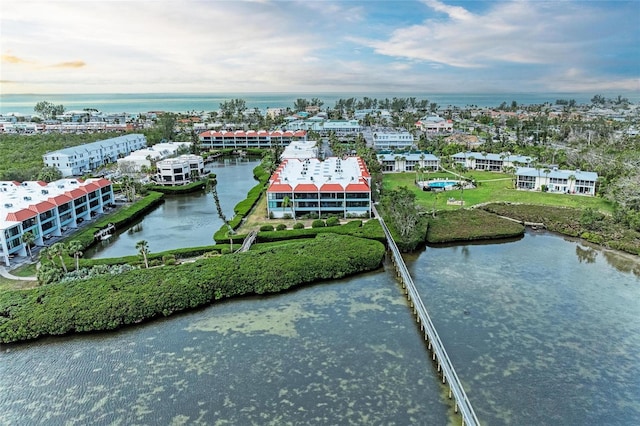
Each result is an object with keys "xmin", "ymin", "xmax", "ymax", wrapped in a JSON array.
[
  {"xmin": 146, "ymin": 179, "xmax": 210, "ymax": 194},
  {"xmin": 70, "ymin": 191, "xmax": 165, "ymax": 249},
  {"xmin": 255, "ymin": 219, "xmax": 386, "ymax": 244},
  {"xmin": 76, "ymin": 244, "xmax": 229, "ymax": 269},
  {"xmin": 0, "ymin": 234, "xmax": 385, "ymax": 343}
]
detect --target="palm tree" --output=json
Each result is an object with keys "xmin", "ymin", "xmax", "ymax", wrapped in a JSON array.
[
  {"xmin": 534, "ymin": 162, "xmax": 542, "ymax": 190},
  {"xmin": 543, "ymin": 168, "xmax": 551, "ymax": 191},
  {"xmin": 67, "ymin": 240, "xmax": 83, "ymax": 271},
  {"xmin": 456, "ymin": 181, "xmax": 465, "ymax": 209},
  {"xmin": 432, "ymin": 192, "xmax": 439, "ymax": 218},
  {"xmin": 49, "ymin": 242, "xmax": 68, "ymax": 273},
  {"xmin": 567, "ymin": 174, "xmax": 576, "ymax": 193},
  {"xmin": 136, "ymin": 240, "xmax": 149, "ymax": 268},
  {"xmin": 282, "ymin": 195, "xmax": 292, "ymax": 219},
  {"xmin": 21, "ymin": 231, "xmax": 35, "ymax": 260},
  {"xmin": 39, "ymin": 246, "xmax": 54, "ymax": 266}
]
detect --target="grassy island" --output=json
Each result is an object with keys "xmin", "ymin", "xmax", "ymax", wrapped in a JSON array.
[
  {"xmin": 0, "ymin": 234, "xmax": 385, "ymax": 344},
  {"xmin": 426, "ymin": 209, "xmax": 525, "ymax": 244}
]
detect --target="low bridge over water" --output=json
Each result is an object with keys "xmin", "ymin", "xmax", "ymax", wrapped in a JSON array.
[{"xmin": 373, "ymin": 206, "xmax": 481, "ymax": 426}]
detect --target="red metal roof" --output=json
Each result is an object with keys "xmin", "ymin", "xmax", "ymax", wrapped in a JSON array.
[
  {"xmin": 29, "ymin": 200, "xmax": 56, "ymax": 213},
  {"xmin": 268, "ymin": 183, "xmax": 293, "ymax": 192},
  {"xmin": 83, "ymin": 182, "xmax": 100, "ymax": 192},
  {"xmin": 294, "ymin": 183, "xmax": 318, "ymax": 192},
  {"xmin": 320, "ymin": 183, "xmax": 344, "ymax": 192},
  {"xmin": 345, "ymin": 181, "xmax": 370, "ymax": 192},
  {"xmin": 94, "ymin": 178, "xmax": 112, "ymax": 188},
  {"xmin": 200, "ymin": 130, "xmax": 307, "ymax": 138},
  {"xmin": 5, "ymin": 208, "xmax": 36, "ymax": 222},
  {"xmin": 68, "ymin": 188, "xmax": 86, "ymax": 198},
  {"xmin": 48, "ymin": 194, "xmax": 73, "ymax": 205}
]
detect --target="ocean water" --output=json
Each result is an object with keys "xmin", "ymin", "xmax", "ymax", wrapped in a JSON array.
[{"xmin": 2, "ymin": 92, "xmax": 637, "ymax": 115}]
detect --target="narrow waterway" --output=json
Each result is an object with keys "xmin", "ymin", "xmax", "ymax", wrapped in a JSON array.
[{"xmin": 86, "ymin": 158, "xmax": 260, "ymax": 259}]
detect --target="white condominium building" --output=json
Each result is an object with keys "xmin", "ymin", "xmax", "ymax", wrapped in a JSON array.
[
  {"xmin": 0, "ymin": 178, "xmax": 115, "ymax": 266},
  {"xmin": 43, "ymin": 134, "xmax": 147, "ymax": 176},
  {"xmin": 267, "ymin": 157, "xmax": 371, "ymax": 219}
]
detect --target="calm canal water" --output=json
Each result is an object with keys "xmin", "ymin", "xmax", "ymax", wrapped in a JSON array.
[
  {"xmin": 86, "ymin": 158, "xmax": 260, "ymax": 259},
  {"xmin": 1, "ymin": 165, "xmax": 639, "ymax": 425}
]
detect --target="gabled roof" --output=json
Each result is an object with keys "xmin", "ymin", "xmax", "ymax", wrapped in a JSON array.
[
  {"xmin": 268, "ymin": 182, "xmax": 293, "ymax": 192},
  {"xmin": 6, "ymin": 208, "xmax": 36, "ymax": 222},
  {"xmin": 48, "ymin": 194, "xmax": 73, "ymax": 205},
  {"xmin": 294, "ymin": 183, "xmax": 318, "ymax": 192},
  {"xmin": 345, "ymin": 180, "xmax": 370, "ymax": 192},
  {"xmin": 69, "ymin": 188, "xmax": 87, "ymax": 198},
  {"xmin": 320, "ymin": 183, "xmax": 344, "ymax": 192},
  {"xmin": 29, "ymin": 200, "xmax": 56, "ymax": 213},
  {"xmin": 91, "ymin": 178, "xmax": 112, "ymax": 188}
]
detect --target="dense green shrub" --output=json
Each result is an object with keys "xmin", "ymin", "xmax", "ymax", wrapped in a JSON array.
[
  {"xmin": 426, "ymin": 209, "xmax": 524, "ymax": 244},
  {"xmin": 162, "ymin": 254, "xmax": 177, "ymax": 265},
  {"xmin": 260, "ymin": 225, "xmax": 275, "ymax": 232},
  {"xmin": 311, "ymin": 219, "xmax": 326, "ymax": 228},
  {"xmin": 326, "ymin": 217, "xmax": 340, "ymax": 227},
  {"xmin": 256, "ymin": 220, "xmax": 385, "ymax": 244},
  {"xmin": 276, "ymin": 224, "xmax": 287, "ymax": 231},
  {"xmin": 147, "ymin": 180, "xmax": 207, "ymax": 194},
  {"xmin": 479, "ymin": 203, "xmax": 640, "ymax": 256},
  {"xmin": 0, "ymin": 234, "xmax": 385, "ymax": 343}
]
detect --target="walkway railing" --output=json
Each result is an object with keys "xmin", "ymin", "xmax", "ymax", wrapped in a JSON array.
[
  {"xmin": 372, "ymin": 205, "xmax": 481, "ymax": 426},
  {"xmin": 236, "ymin": 230, "xmax": 258, "ymax": 253}
]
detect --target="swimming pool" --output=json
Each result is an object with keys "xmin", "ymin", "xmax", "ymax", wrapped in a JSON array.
[{"xmin": 428, "ymin": 180, "xmax": 458, "ymax": 188}]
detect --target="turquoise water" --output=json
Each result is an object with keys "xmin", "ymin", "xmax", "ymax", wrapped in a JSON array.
[
  {"xmin": 428, "ymin": 180, "xmax": 457, "ymax": 188},
  {"xmin": 3, "ymin": 92, "xmax": 637, "ymax": 115}
]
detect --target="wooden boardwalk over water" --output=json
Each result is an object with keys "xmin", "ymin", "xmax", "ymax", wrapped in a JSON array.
[{"xmin": 373, "ymin": 206, "xmax": 481, "ymax": 426}]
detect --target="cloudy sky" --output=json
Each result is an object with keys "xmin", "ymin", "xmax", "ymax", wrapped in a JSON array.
[{"xmin": 1, "ymin": 0, "xmax": 638, "ymax": 94}]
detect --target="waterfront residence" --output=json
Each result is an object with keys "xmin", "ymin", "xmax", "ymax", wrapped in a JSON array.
[
  {"xmin": 284, "ymin": 119, "xmax": 363, "ymax": 137},
  {"xmin": 378, "ymin": 152, "xmax": 440, "ymax": 173},
  {"xmin": 515, "ymin": 167, "xmax": 598, "ymax": 195},
  {"xmin": 155, "ymin": 155, "xmax": 205, "ymax": 186},
  {"xmin": 415, "ymin": 115, "xmax": 454, "ymax": 133},
  {"xmin": 371, "ymin": 130, "xmax": 415, "ymax": 150},
  {"xmin": 43, "ymin": 134, "xmax": 147, "ymax": 176},
  {"xmin": 319, "ymin": 120, "xmax": 363, "ymax": 136},
  {"xmin": 280, "ymin": 140, "xmax": 319, "ymax": 160},
  {"xmin": 354, "ymin": 109, "xmax": 391, "ymax": 120},
  {"xmin": 266, "ymin": 157, "xmax": 371, "ymax": 219},
  {"xmin": 0, "ymin": 178, "xmax": 115, "ymax": 266},
  {"xmin": 116, "ymin": 142, "xmax": 190, "ymax": 172},
  {"xmin": 452, "ymin": 151, "xmax": 535, "ymax": 172},
  {"xmin": 198, "ymin": 130, "xmax": 307, "ymax": 150}
]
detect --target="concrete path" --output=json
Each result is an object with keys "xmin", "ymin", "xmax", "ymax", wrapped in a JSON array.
[{"xmin": 0, "ymin": 266, "xmax": 37, "ymax": 281}]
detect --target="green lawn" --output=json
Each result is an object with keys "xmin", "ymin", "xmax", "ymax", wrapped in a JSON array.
[{"xmin": 383, "ymin": 171, "xmax": 614, "ymax": 213}]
